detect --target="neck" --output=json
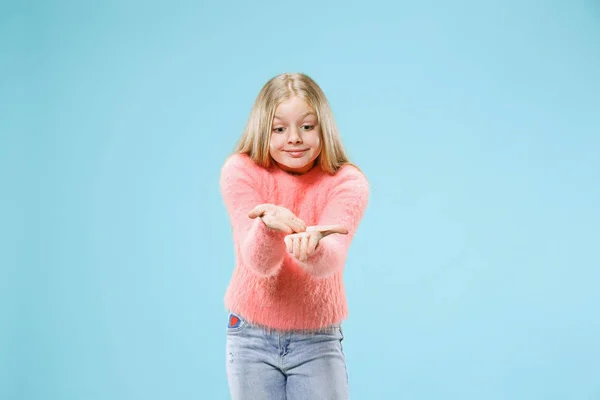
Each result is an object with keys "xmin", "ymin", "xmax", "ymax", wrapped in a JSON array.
[{"xmin": 274, "ymin": 161, "xmax": 316, "ymax": 175}]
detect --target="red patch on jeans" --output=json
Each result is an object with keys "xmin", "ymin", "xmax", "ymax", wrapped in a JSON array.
[{"xmin": 229, "ymin": 314, "xmax": 240, "ymax": 328}]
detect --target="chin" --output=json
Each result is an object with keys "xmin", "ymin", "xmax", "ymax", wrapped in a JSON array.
[
  {"xmin": 277, "ymin": 158, "xmax": 313, "ymax": 173},
  {"xmin": 290, "ymin": 156, "xmax": 312, "ymax": 165}
]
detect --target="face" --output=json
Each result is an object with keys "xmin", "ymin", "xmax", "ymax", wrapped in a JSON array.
[{"xmin": 269, "ymin": 96, "xmax": 322, "ymax": 174}]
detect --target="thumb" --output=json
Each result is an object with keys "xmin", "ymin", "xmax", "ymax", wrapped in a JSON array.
[
  {"xmin": 248, "ymin": 205, "xmax": 266, "ymax": 219},
  {"xmin": 308, "ymin": 225, "xmax": 349, "ymax": 236}
]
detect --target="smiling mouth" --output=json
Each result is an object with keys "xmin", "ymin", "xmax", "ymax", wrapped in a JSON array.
[{"xmin": 284, "ymin": 149, "xmax": 309, "ymax": 158}]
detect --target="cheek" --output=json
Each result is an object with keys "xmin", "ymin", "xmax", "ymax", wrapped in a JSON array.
[
  {"xmin": 269, "ymin": 135, "xmax": 287, "ymax": 161},
  {"xmin": 269, "ymin": 134, "xmax": 282, "ymax": 151},
  {"xmin": 311, "ymin": 131, "xmax": 322, "ymax": 151}
]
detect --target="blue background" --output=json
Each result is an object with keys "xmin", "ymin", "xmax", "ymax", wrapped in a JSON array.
[{"xmin": 2, "ymin": 0, "xmax": 599, "ymax": 399}]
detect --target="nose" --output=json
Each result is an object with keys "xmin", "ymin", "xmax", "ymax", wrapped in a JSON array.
[{"xmin": 287, "ymin": 127, "xmax": 302, "ymax": 144}]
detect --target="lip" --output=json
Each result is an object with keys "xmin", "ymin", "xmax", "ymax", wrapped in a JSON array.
[{"xmin": 284, "ymin": 149, "xmax": 309, "ymax": 158}]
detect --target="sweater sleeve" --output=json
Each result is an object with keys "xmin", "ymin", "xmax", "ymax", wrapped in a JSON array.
[
  {"xmin": 297, "ymin": 166, "xmax": 369, "ymax": 278},
  {"xmin": 219, "ymin": 155, "xmax": 286, "ymax": 277}
]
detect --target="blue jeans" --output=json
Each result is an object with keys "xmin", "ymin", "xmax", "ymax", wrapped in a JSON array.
[{"xmin": 225, "ymin": 313, "xmax": 349, "ymax": 399}]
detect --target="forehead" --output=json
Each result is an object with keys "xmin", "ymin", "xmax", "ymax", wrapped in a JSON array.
[{"xmin": 273, "ymin": 97, "xmax": 316, "ymax": 120}]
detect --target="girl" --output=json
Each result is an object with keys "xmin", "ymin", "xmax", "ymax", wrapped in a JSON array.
[{"xmin": 219, "ymin": 72, "xmax": 369, "ymax": 399}]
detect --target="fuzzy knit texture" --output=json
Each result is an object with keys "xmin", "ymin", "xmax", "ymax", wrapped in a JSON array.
[{"xmin": 219, "ymin": 153, "xmax": 369, "ymax": 331}]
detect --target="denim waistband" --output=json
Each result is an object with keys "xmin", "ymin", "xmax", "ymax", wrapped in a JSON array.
[{"xmin": 227, "ymin": 311, "xmax": 341, "ymax": 334}]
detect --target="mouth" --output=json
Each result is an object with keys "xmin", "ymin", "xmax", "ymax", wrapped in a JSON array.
[{"xmin": 284, "ymin": 149, "xmax": 309, "ymax": 157}]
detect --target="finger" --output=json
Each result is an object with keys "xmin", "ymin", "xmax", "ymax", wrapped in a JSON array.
[
  {"xmin": 288, "ymin": 217, "xmax": 306, "ymax": 233},
  {"xmin": 309, "ymin": 225, "xmax": 349, "ymax": 237},
  {"xmin": 293, "ymin": 236, "xmax": 301, "ymax": 260},
  {"xmin": 296, "ymin": 218, "xmax": 307, "ymax": 232},
  {"xmin": 307, "ymin": 234, "xmax": 320, "ymax": 257},
  {"xmin": 272, "ymin": 220, "xmax": 293, "ymax": 234},
  {"xmin": 300, "ymin": 235, "xmax": 309, "ymax": 261},
  {"xmin": 248, "ymin": 205, "xmax": 266, "ymax": 219},
  {"xmin": 328, "ymin": 226, "xmax": 348, "ymax": 235},
  {"xmin": 284, "ymin": 235, "xmax": 293, "ymax": 253},
  {"xmin": 264, "ymin": 216, "xmax": 293, "ymax": 233}
]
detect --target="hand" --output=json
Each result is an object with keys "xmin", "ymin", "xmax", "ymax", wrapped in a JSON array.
[
  {"xmin": 284, "ymin": 225, "xmax": 349, "ymax": 262},
  {"xmin": 248, "ymin": 204, "xmax": 306, "ymax": 234}
]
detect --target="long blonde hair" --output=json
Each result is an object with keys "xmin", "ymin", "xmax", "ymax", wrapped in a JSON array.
[{"xmin": 234, "ymin": 73, "xmax": 351, "ymax": 174}]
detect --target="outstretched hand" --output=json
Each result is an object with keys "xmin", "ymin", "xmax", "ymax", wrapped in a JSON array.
[
  {"xmin": 284, "ymin": 225, "xmax": 348, "ymax": 262},
  {"xmin": 248, "ymin": 204, "xmax": 306, "ymax": 234}
]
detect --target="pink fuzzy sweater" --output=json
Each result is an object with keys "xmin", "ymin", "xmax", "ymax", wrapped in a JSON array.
[{"xmin": 219, "ymin": 153, "xmax": 369, "ymax": 331}]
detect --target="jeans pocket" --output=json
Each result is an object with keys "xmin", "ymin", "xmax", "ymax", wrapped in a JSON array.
[{"xmin": 226, "ymin": 312, "xmax": 247, "ymax": 334}]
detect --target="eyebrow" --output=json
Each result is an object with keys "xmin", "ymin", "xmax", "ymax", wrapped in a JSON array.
[{"xmin": 273, "ymin": 112, "xmax": 317, "ymax": 121}]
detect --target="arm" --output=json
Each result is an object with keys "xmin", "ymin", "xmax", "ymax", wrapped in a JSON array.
[
  {"xmin": 296, "ymin": 167, "xmax": 369, "ymax": 278},
  {"xmin": 220, "ymin": 155, "xmax": 287, "ymax": 277}
]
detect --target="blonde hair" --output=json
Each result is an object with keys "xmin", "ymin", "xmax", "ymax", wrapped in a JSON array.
[{"xmin": 234, "ymin": 73, "xmax": 351, "ymax": 174}]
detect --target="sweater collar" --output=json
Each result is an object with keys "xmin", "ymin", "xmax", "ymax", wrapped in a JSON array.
[{"xmin": 271, "ymin": 161, "xmax": 325, "ymax": 183}]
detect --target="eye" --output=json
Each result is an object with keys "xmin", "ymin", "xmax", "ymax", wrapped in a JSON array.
[
  {"xmin": 273, "ymin": 127, "xmax": 286, "ymax": 133},
  {"xmin": 301, "ymin": 125, "xmax": 314, "ymax": 131}
]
